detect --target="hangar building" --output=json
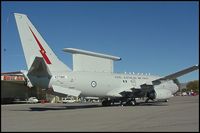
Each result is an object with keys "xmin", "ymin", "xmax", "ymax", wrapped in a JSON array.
[{"xmin": 1, "ymin": 72, "xmax": 57, "ymax": 104}]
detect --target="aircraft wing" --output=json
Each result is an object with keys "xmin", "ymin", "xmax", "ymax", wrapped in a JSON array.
[
  {"xmin": 52, "ymin": 85, "xmax": 81, "ymax": 97},
  {"xmin": 152, "ymin": 64, "xmax": 199, "ymax": 85}
]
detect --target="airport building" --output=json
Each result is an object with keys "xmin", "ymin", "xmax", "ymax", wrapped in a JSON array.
[{"xmin": 1, "ymin": 72, "xmax": 63, "ymax": 104}]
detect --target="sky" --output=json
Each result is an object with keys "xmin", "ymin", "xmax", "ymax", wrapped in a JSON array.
[{"xmin": 1, "ymin": 1, "xmax": 199, "ymax": 83}]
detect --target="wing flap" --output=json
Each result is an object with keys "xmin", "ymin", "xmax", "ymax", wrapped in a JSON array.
[{"xmin": 107, "ymin": 87, "xmax": 132, "ymax": 97}]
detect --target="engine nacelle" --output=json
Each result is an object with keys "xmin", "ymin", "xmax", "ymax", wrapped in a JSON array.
[{"xmin": 154, "ymin": 88, "xmax": 173, "ymax": 100}]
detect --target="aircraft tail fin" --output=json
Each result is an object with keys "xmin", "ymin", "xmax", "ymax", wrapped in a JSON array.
[{"xmin": 14, "ymin": 13, "xmax": 71, "ymax": 75}]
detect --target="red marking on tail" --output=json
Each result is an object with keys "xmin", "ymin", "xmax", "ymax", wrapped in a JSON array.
[{"xmin": 28, "ymin": 27, "xmax": 52, "ymax": 64}]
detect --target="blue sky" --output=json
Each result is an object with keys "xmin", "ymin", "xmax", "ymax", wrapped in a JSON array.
[{"xmin": 1, "ymin": 1, "xmax": 199, "ymax": 83}]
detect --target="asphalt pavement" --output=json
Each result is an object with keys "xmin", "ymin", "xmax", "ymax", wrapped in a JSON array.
[{"xmin": 1, "ymin": 95, "xmax": 199, "ymax": 132}]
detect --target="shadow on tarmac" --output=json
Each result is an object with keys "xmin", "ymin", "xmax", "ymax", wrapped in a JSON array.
[
  {"xmin": 10, "ymin": 101, "xmax": 168, "ymax": 112},
  {"xmin": 137, "ymin": 101, "xmax": 168, "ymax": 106},
  {"xmin": 29, "ymin": 104, "xmax": 102, "ymax": 111},
  {"xmin": 28, "ymin": 102, "xmax": 167, "ymax": 111}
]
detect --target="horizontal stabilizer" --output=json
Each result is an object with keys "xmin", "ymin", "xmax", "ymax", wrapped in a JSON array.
[
  {"xmin": 52, "ymin": 85, "xmax": 81, "ymax": 97},
  {"xmin": 27, "ymin": 57, "xmax": 51, "ymax": 77}
]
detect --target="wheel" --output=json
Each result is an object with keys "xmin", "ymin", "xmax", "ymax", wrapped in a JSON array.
[
  {"xmin": 125, "ymin": 98, "xmax": 136, "ymax": 106},
  {"xmin": 131, "ymin": 99, "xmax": 136, "ymax": 106},
  {"xmin": 131, "ymin": 100, "xmax": 136, "ymax": 106},
  {"xmin": 145, "ymin": 98, "xmax": 149, "ymax": 103}
]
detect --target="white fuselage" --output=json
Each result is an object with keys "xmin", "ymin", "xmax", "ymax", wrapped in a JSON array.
[{"xmin": 43, "ymin": 71, "xmax": 179, "ymax": 98}]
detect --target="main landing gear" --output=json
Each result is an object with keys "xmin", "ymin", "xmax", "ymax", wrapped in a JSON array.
[{"xmin": 125, "ymin": 98, "xmax": 136, "ymax": 106}]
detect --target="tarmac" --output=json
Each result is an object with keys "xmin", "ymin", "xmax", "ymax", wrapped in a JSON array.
[{"xmin": 1, "ymin": 95, "xmax": 199, "ymax": 132}]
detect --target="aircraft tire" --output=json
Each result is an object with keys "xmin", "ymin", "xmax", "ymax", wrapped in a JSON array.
[{"xmin": 131, "ymin": 100, "xmax": 136, "ymax": 106}]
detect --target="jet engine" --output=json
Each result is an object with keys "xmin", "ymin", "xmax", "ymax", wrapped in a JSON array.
[
  {"xmin": 146, "ymin": 87, "xmax": 173, "ymax": 101},
  {"xmin": 153, "ymin": 88, "xmax": 173, "ymax": 100}
]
